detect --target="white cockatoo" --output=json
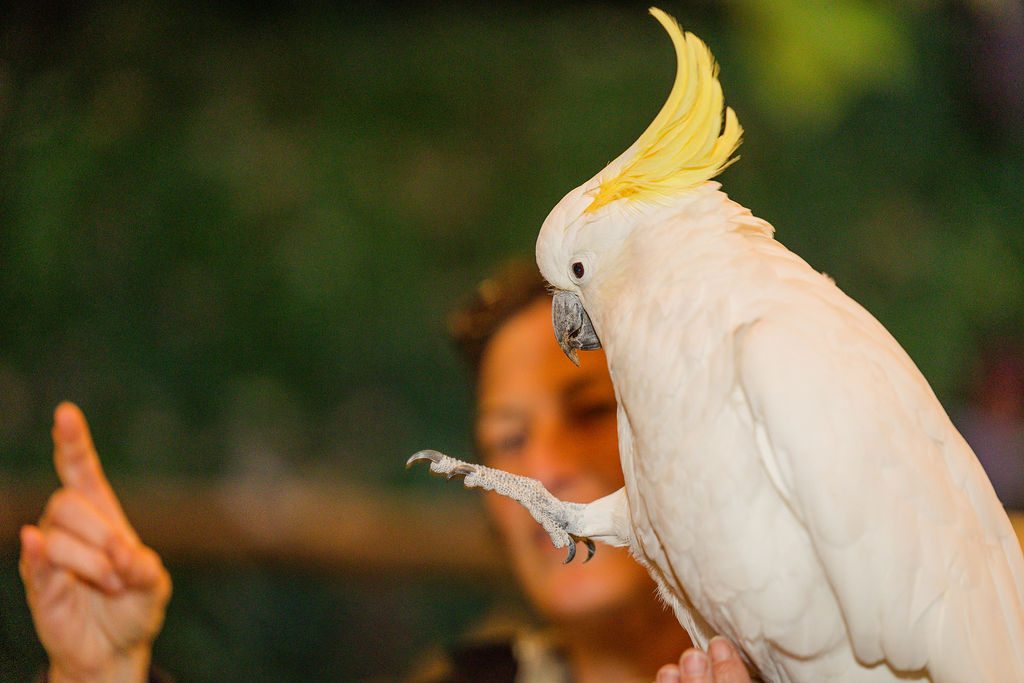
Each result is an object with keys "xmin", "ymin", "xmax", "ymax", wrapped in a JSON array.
[{"xmin": 410, "ymin": 8, "xmax": 1024, "ymax": 681}]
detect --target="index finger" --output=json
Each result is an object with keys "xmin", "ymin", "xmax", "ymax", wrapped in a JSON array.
[{"xmin": 52, "ymin": 402, "xmax": 134, "ymax": 539}]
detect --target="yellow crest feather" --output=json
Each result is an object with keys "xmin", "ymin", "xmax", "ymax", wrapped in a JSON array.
[{"xmin": 585, "ymin": 8, "xmax": 742, "ymax": 213}]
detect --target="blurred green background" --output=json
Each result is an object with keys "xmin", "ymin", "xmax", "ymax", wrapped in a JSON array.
[{"xmin": 1, "ymin": 0, "xmax": 1022, "ymax": 680}]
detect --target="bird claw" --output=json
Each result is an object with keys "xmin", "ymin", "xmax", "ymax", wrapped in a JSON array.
[
  {"xmin": 408, "ymin": 449, "xmax": 597, "ymax": 564},
  {"xmin": 406, "ymin": 449, "xmax": 446, "ymax": 468},
  {"xmin": 564, "ymin": 536, "xmax": 597, "ymax": 564},
  {"xmin": 448, "ymin": 465, "xmax": 477, "ymax": 480},
  {"xmin": 407, "ymin": 450, "xmax": 481, "ymax": 480}
]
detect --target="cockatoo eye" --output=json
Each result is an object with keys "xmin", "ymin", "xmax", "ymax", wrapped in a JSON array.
[{"xmin": 569, "ymin": 252, "xmax": 594, "ymax": 285}]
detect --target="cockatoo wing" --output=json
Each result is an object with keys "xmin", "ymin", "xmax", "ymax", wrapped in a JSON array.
[{"xmin": 736, "ymin": 290, "xmax": 1024, "ymax": 681}]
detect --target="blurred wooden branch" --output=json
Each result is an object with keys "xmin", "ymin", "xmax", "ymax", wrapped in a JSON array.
[
  {"xmin": 0, "ymin": 476, "xmax": 503, "ymax": 578},
  {"xmin": 7, "ymin": 476, "xmax": 1024, "ymax": 578}
]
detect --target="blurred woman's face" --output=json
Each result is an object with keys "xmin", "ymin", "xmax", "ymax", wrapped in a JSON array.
[{"xmin": 475, "ymin": 297, "xmax": 652, "ymax": 622}]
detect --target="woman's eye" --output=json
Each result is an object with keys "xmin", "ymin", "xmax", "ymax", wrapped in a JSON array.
[
  {"xmin": 483, "ymin": 431, "xmax": 526, "ymax": 458},
  {"xmin": 501, "ymin": 432, "xmax": 526, "ymax": 452},
  {"xmin": 571, "ymin": 400, "xmax": 617, "ymax": 424}
]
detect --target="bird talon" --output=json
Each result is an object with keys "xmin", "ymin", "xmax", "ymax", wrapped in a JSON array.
[
  {"xmin": 563, "ymin": 541, "xmax": 577, "ymax": 564},
  {"xmin": 562, "ymin": 536, "xmax": 595, "ymax": 564},
  {"xmin": 446, "ymin": 464, "xmax": 476, "ymax": 480},
  {"xmin": 406, "ymin": 449, "xmax": 444, "ymax": 468}
]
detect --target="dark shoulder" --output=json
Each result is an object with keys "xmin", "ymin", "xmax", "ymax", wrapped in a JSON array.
[{"xmin": 410, "ymin": 638, "xmax": 518, "ymax": 683}]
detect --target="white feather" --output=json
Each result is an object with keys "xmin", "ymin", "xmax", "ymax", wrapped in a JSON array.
[{"xmin": 540, "ymin": 181, "xmax": 1024, "ymax": 682}]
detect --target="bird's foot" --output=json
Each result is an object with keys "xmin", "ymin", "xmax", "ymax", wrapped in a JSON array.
[{"xmin": 407, "ymin": 449, "xmax": 596, "ymax": 563}]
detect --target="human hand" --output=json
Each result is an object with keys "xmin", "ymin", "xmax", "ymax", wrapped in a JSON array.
[
  {"xmin": 19, "ymin": 402, "xmax": 171, "ymax": 683},
  {"xmin": 655, "ymin": 636, "xmax": 753, "ymax": 683}
]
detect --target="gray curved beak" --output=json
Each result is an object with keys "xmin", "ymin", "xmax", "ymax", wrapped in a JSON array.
[{"xmin": 552, "ymin": 290, "xmax": 602, "ymax": 366}]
